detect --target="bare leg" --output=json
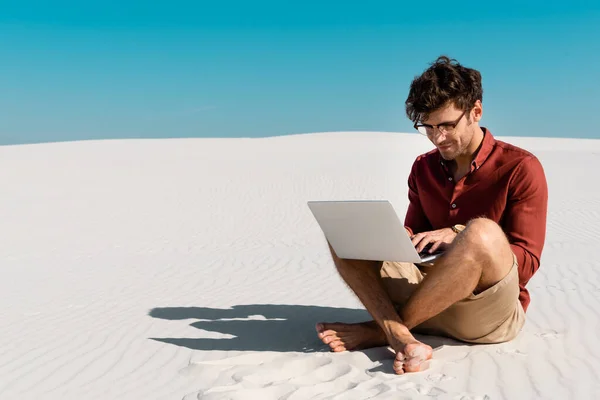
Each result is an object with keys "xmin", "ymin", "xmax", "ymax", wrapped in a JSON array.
[
  {"xmin": 400, "ymin": 218, "xmax": 515, "ymax": 330},
  {"xmin": 316, "ymin": 242, "xmax": 431, "ymax": 374},
  {"xmin": 316, "ymin": 218, "xmax": 514, "ymax": 374}
]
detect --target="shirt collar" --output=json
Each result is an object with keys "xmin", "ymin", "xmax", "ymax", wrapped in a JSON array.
[{"xmin": 471, "ymin": 127, "xmax": 495, "ymax": 170}]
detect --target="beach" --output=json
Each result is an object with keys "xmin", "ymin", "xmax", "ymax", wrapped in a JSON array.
[{"xmin": 1, "ymin": 131, "xmax": 600, "ymax": 399}]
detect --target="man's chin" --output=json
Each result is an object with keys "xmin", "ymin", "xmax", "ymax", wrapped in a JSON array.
[{"xmin": 439, "ymin": 150, "xmax": 457, "ymax": 161}]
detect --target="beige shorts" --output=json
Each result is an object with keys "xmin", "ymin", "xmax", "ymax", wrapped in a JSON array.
[{"xmin": 380, "ymin": 255, "xmax": 525, "ymax": 344}]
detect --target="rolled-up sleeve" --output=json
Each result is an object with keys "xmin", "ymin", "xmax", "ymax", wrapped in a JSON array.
[{"xmin": 504, "ymin": 155, "xmax": 548, "ymax": 287}]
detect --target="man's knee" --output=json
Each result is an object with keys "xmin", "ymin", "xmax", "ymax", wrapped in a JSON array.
[
  {"xmin": 463, "ymin": 217, "xmax": 514, "ymax": 284},
  {"xmin": 463, "ymin": 217, "xmax": 509, "ymax": 257}
]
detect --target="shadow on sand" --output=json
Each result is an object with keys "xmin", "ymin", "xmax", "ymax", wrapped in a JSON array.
[{"xmin": 148, "ymin": 304, "xmax": 460, "ymax": 355}]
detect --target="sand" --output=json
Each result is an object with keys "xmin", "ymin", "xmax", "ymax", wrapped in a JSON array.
[{"xmin": 1, "ymin": 131, "xmax": 600, "ymax": 399}]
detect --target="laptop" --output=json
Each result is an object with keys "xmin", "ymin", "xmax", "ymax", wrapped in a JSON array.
[{"xmin": 307, "ymin": 200, "xmax": 443, "ymax": 263}]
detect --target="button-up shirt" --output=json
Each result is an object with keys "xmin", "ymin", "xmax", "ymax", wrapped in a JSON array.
[{"xmin": 404, "ymin": 128, "xmax": 548, "ymax": 312}]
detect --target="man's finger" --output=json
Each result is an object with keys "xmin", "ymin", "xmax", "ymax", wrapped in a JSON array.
[
  {"xmin": 411, "ymin": 233, "xmax": 426, "ymax": 247},
  {"xmin": 429, "ymin": 240, "xmax": 442, "ymax": 253},
  {"xmin": 416, "ymin": 236, "xmax": 434, "ymax": 253}
]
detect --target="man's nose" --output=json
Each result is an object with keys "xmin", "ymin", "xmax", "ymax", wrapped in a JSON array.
[{"xmin": 431, "ymin": 130, "xmax": 447, "ymax": 142}]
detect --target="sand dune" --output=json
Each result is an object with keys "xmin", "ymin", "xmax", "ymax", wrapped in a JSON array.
[{"xmin": 1, "ymin": 132, "xmax": 600, "ymax": 399}]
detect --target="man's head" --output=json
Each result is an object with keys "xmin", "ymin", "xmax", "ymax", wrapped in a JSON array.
[{"xmin": 405, "ymin": 56, "xmax": 484, "ymax": 161}]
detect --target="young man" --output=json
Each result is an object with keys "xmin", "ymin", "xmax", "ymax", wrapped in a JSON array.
[{"xmin": 316, "ymin": 56, "xmax": 548, "ymax": 374}]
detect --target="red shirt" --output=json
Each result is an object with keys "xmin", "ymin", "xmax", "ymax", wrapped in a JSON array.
[{"xmin": 404, "ymin": 128, "xmax": 548, "ymax": 312}]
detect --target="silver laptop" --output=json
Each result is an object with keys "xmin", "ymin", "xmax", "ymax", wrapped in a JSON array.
[{"xmin": 307, "ymin": 200, "xmax": 443, "ymax": 263}]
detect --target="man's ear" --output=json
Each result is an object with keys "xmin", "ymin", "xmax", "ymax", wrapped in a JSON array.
[{"xmin": 471, "ymin": 100, "xmax": 483, "ymax": 123}]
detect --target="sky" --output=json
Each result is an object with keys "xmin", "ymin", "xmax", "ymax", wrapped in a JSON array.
[{"xmin": 1, "ymin": 0, "xmax": 599, "ymax": 145}]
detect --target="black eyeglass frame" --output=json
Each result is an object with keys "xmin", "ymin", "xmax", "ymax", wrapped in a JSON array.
[{"xmin": 413, "ymin": 110, "xmax": 467, "ymax": 135}]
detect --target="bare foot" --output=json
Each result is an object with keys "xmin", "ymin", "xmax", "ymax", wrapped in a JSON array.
[
  {"xmin": 392, "ymin": 341, "xmax": 433, "ymax": 374},
  {"xmin": 315, "ymin": 321, "xmax": 387, "ymax": 352},
  {"xmin": 381, "ymin": 324, "xmax": 433, "ymax": 375},
  {"xmin": 316, "ymin": 321, "xmax": 433, "ymax": 375}
]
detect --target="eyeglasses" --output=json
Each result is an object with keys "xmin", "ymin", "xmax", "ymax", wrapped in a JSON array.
[{"xmin": 414, "ymin": 110, "xmax": 467, "ymax": 136}]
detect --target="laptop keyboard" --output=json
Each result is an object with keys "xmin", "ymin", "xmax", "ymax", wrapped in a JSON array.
[{"xmin": 418, "ymin": 243, "xmax": 443, "ymax": 259}]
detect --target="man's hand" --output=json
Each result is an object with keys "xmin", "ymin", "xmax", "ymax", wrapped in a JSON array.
[{"xmin": 411, "ymin": 228, "xmax": 457, "ymax": 253}]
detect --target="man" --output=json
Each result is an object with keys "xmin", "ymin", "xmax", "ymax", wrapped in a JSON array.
[{"xmin": 315, "ymin": 56, "xmax": 548, "ymax": 375}]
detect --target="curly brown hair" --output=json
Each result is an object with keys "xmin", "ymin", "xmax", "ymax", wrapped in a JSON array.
[{"xmin": 405, "ymin": 56, "xmax": 483, "ymax": 124}]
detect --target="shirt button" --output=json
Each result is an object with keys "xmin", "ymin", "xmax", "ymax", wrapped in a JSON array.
[
  {"xmin": 448, "ymin": 177, "xmax": 453, "ymax": 181},
  {"xmin": 451, "ymin": 203, "xmax": 457, "ymax": 209}
]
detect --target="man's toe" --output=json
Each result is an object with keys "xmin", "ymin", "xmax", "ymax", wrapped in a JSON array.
[
  {"xmin": 323, "ymin": 335, "xmax": 340, "ymax": 344},
  {"xmin": 318, "ymin": 330, "xmax": 339, "ymax": 340},
  {"xmin": 332, "ymin": 344, "xmax": 346, "ymax": 352}
]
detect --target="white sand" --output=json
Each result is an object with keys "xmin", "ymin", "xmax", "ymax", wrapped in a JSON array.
[{"xmin": 1, "ymin": 131, "xmax": 600, "ymax": 400}]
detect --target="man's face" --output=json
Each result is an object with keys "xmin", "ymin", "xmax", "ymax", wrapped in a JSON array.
[{"xmin": 421, "ymin": 103, "xmax": 476, "ymax": 161}]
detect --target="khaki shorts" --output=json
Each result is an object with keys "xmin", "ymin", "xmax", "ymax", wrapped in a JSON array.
[{"xmin": 380, "ymin": 254, "xmax": 525, "ymax": 344}]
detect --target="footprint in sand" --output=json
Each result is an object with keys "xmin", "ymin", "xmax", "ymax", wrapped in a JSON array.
[
  {"xmin": 397, "ymin": 381, "xmax": 446, "ymax": 396},
  {"xmin": 426, "ymin": 373, "xmax": 455, "ymax": 383},
  {"xmin": 453, "ymin": 394, "xmax": 490, "ymax": 400},
  {"xmin": 496, "ymin": 348, "xmax": 527, "ymax": 356},
  {"xmin": 535, "ymin": 330, "xmax": 562, "ymax": 339}
]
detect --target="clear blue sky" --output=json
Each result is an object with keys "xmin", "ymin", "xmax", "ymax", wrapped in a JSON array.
[{"xmin": 1, "ymin": 0, "xmax": 599, "ymax": 145}]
